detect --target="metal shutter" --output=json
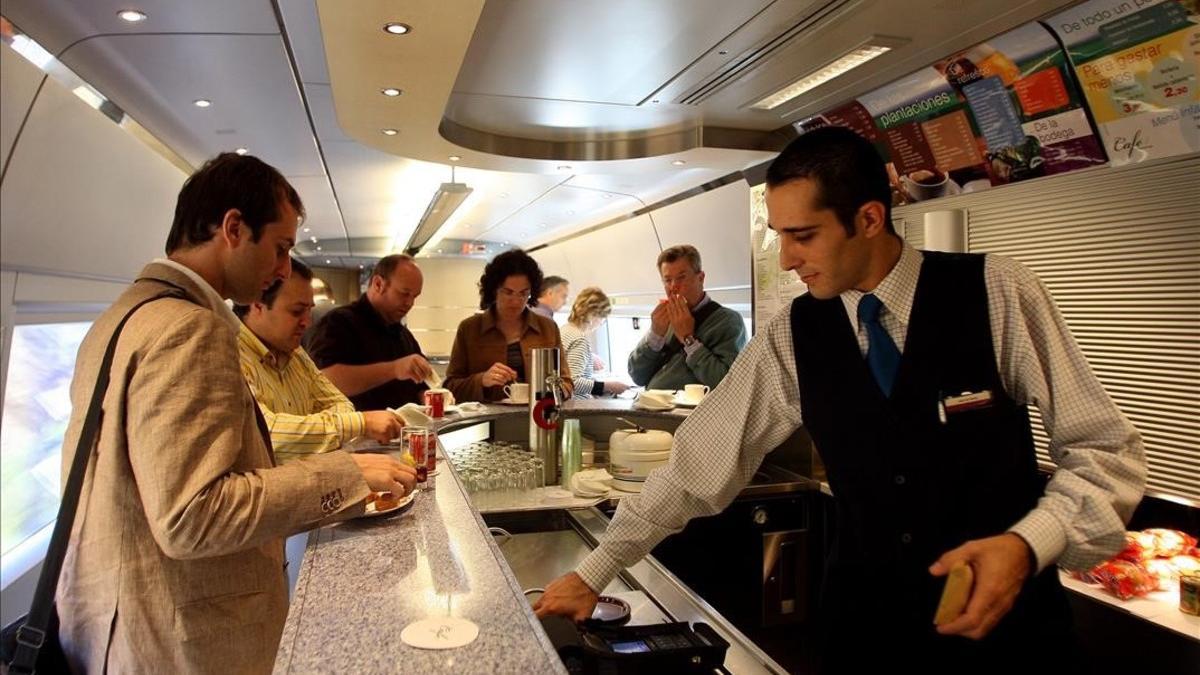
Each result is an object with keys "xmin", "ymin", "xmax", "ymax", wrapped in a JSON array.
[{"xmin": 894, "ymin": 154, "xmax": 1200, "ymax": 504}]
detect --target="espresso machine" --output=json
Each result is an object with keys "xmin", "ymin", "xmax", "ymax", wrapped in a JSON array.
[{"xmin": 528, "ymin": 347, "xmax": 566, "ymax": 486}]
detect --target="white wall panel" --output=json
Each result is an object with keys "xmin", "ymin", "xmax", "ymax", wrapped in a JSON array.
[
  {"xmin": 651, "ymin": 180, "xmax": 751, "ymax": 289},
  {"xmin": 0, "ymin": 59, "xmax": 185, "ymax": 281},
  {"xmin": 407, "ymin": 257, "xmax": 486, "ymax": 359},
  {"xmin": 0, "ymin": 45, "xmax": 45, "ymax": 177},
  {"xmin": 529, "ymin": 246, "xmax": 574, "ymax": 286},
  {"xmin": 556, "ymin": 215, "xmax": 662, "ymax": 296}
]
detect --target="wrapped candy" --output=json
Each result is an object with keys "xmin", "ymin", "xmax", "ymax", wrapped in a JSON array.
[
  {"xmin": 1170, "ymin": 555, "xmax": 1200, "ymax": 576},
  {"xmin": 1115, "ymin": 531, "xmax": 1157, "ymax": 562},
  {"xmin": 1143, "ymin": 529, "xmax": 1197, "ymax": 558},
  {"xmin": 1143, "ymin": 558, "xmax": 1179, "ymax": 591},
  {"xmin": 1089, "ymin": 560, "xmax": 1157, "ymax": 600}
]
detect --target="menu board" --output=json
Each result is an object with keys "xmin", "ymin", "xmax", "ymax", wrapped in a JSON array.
[
  {"xmin": 750, "ymin": 183, "xmax": 807, "ymax": 335},
  {"xmin": 796, "ymin": 23, "xmax": 1108, "ymax": 206},
  {"xmin": 1047, "ymin": 0, "xmax": 1200, "ymax": 165}
]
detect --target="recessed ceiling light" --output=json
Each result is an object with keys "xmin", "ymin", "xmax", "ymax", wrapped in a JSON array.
[
  {"xmin": 381, "ymin": 87, "xmax": 402, "ymax": 97},
  {"xmin": 193, "ymin": 99, "xmax": 212, "ymax": 108},
  {"xmin": 325, "ymin": 259, "xmax": 332, "ymax": 264},
  {"xmin": 235, "ymin": 147, "xmax": 248, "ymax": 155},
  {"xmin": 557, "ymin": 165, "xmax": 572, "ymax": 171},
  {"xmin": 117, "ymin": 9, "xmax": 147, "ymax": 23},
  {"xmin": 359, "ymin": 264, "xmax": 364, "ymax": 269},
  {"xmin": 304, "ymin": 227, "xmax": 311, "ymax": 233},
  {"xmin": 751, "ymin": 38, "xmax": 901, "ymax": 110},
  {"xmin": 381, "ymin": 128, "xmax": 398, "ymax": 136},
  {"xmin": 383, "ymin": 23, "xmax": 412, "ymax": 35},
  {"xmin": 448, "ymin": 155, "xmax": 461, "ymax": 162},
  {"xmin": 672, "ymin": 159, "xmax": 686, "ymax": 166},
  {"xmin": 316, "ymin": 246, "xmax": 322, "ymax": 251}
]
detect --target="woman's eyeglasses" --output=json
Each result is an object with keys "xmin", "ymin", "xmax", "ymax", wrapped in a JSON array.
[{"xmin": 498, "ymin": 288, "xmax": 531, "ymax": 300}]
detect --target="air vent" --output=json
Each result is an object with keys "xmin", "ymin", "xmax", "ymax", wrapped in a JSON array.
[{"xmin": 675, "ymin": 0, "xmax": 861, "ymax": 106}]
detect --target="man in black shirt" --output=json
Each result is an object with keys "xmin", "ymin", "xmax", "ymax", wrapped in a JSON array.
[{"xmin": 306, "ymin": 254, "xmax": 433, "ymax": 410}]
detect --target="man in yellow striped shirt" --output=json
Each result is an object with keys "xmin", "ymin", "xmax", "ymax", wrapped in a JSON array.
[{"xmin": 235, "ymin": 259, "xmax": 403, "ymax": 461}]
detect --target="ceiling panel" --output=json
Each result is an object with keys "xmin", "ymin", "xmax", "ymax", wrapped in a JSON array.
[
  {"xmin": 2, "ymin": 0, "xmax": 279, "ymax": 55},
  {"xmin": 454, "ymin": 0, "xmax": 773, "ymax": 105},
  {"xmin": 277, "ymin": 0, "xmax": 330, "ymax": 85},
  {"xmin": 285, "ymin": 175, "xmax": 343, "ymax": 240},
  {"xmin": 305, "ymin": 83, "xmax": 355, "ymax": 143},
  {"xmin": 60, "ymin": 34, "xmax": 323, "ymax": 174},
  {"xmin": 477, "ymin": 185, "xmax": 643, "ymax": 248}
]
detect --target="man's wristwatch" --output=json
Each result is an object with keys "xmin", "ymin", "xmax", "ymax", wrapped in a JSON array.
[{"xmin": 682, "ymin": 334, "xmax": 697, "ymax": 348}]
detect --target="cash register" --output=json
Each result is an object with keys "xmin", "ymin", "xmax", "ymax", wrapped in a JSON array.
[{"xmin": 539, "ymin": 615, "xmax": 730, "ymax": 674}]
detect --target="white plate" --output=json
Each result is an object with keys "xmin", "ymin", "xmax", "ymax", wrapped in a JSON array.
[
  {"xmin": 496, "ymin": 398, "xmax": 528, "ymax": 406},
  {"xmin": 363, "ymin": 490, "xmax": 416, "ymax": 517}
]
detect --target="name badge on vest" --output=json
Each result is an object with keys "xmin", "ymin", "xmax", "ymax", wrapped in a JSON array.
[{"xmin": 938, "ymin": 390, "xmax": 994, "ymax": 424}]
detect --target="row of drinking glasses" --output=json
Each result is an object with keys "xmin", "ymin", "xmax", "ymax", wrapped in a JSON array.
[{"xmin": 447, "ymin": 442, "xmax": 545, "ymax": 509}]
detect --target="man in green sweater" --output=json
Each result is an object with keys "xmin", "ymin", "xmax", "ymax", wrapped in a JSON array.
[{"xmin": 628, "ymin": 245, "xmax": 748, "ymax": 391}]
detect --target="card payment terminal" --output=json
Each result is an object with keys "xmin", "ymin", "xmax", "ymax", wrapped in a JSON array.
[{"xmin": 539, "ymin": 615, "xmax": 730, "ymax": 674}]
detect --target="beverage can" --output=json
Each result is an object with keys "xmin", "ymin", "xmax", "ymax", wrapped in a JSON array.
[{"xmin": 1181, "ymin": 573, "xmax": 1200, "ymax": 616}]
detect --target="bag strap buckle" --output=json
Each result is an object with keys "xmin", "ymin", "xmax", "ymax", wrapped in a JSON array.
[{"xmin": 15, "ymin": 624, "xmax": 46, "ymax": 649}]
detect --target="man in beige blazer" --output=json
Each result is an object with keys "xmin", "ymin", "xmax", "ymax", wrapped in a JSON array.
[{"xmin": 55, "ymin": 153, "xmax": 417, "ymax": 674}]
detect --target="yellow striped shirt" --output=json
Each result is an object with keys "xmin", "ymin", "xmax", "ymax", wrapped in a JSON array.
[{"xmin": 237, "ymin": 323, "xmax": 365, "ymax": 461}]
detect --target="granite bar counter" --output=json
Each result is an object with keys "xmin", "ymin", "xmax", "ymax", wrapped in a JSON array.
[
  {"xmin": 273, "ymin": 448, "xmax": 567, "ymax": 674},
  {"xmin": 273, "ymin": 398, "xmax": 810, "ymax": 673},
  {"xmin": 272, "ymin": 399, "xmax": 691, "ymax": 674}
]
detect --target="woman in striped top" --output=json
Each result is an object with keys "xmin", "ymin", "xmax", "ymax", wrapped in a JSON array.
[{"xmin": 560, "ymin": 287, "xmax": 629, "ymax": 399}]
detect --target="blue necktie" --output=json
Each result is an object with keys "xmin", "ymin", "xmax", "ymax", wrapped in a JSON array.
[{"xmin": 858, "ymin": 294, "xmax": 900, "ymax": 397}]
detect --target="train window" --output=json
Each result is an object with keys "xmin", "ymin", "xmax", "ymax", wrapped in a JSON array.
[{"xmin": 1, "ymin": 321, "xmax": 91, "ymax": 581}]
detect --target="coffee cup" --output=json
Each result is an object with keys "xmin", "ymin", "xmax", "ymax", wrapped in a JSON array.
[
  {"xmin": 902, "ymin": 169, "xmax": 949, "ymax": 201},
  {"xmin": 682, "ymin": 384, "xmax": 709, "ymax": 403},
  {"xmin": 503, "ymin": 382, "xmax": 530, "ymax": 403}
]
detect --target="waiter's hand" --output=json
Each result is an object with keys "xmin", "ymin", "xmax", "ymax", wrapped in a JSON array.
[
  {"xmin": 667, "ymin": 295, "xmax": 695, "ymax": 342},
  {"xmin": 649, "ymin": 300, "xmax": 671, "ymax": 337},
  {"xmin": 533, "ymin": 572, "xmax": 598, "ymax": 622},
  {"xmin": 930, "ymin": 533, "xmax": 1033, "ymax": 640},
  {"xmin": 481, "ymin": 362, "xmax": 518, "ymax": 388},
  {"xmin": 394, "ymin": 354, "xmax": 433, "ymax": 383}
]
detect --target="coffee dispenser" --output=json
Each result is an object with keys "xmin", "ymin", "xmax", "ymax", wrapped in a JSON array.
[{"xmin": 528, "ymin": 347, "xmax": 565, "ymax": 486}]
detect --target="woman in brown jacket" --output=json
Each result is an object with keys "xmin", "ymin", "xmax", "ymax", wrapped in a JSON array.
[{"xmin": 445, "ymin": 249, "xmax": 574, "ymax": 402}]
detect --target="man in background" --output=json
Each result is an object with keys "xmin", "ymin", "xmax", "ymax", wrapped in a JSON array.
[
  {"xmin": 532, "ymin": 275, "xmax": 570, "ymax": 318},
  {"xmin": 235, "ymin": 258, "xmax": 403, "ymax": 460},
  {"xmin": 306, "ymin": 254, "xmax": 433, "ymax": 410},
  {"xmin": 627, "ymin": 245, "xmax": 747, "ymax": 390}
]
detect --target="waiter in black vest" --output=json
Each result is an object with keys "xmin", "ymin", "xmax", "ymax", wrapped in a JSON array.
[{"xmin": 535, "ymin": 127, "xmax": 1146, "ymax": 672}]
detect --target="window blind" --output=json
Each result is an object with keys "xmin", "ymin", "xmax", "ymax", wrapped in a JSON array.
[{"xmin": 895, "ymin": 154, "xmax": 1200, "ymax": 504}]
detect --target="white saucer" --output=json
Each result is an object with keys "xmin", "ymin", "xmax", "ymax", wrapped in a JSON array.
[
  {"xmin": 672, "ymin": 395, "xmax": 702, "ymax": 408},
  {"xmin": 496, "ymin": 398, "xmax": 528, "ymax": 406}
]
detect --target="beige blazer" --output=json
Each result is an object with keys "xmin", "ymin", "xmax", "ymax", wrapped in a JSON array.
[{"xmin": 56, "ymin": 262, "xmax": 370, "ymax": 674}]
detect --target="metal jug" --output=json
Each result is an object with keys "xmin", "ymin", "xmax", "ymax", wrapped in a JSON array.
[{"xmin": 528, "ymin": 347, "xmax": 565, "ymax": 486}]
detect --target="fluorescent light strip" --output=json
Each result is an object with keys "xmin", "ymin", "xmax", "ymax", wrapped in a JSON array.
[{"xmin": 752, "ymin": 44, "xmax": 892, "ymax": 111}]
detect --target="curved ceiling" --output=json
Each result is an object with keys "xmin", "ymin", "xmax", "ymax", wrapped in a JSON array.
[{"xmin": 2, "ymin": 0, "xmax": 1080, "ymax": 268}]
